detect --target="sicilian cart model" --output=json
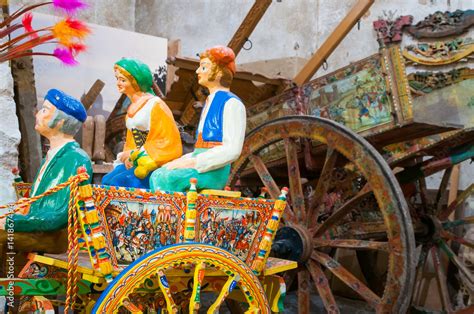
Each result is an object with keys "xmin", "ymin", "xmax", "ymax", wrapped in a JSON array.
[{"xmin": 2, "ymin": 173, "xmax": 298, "ymax": 313}]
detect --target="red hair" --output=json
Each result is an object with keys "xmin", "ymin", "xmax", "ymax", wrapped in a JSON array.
[
  {"xmin": 200, "ymin": 46, "xmax": 236, "ymax": 87},
  {"xmin": 202, "ymin": 45, "xmax": 236, "ymax": 74}
]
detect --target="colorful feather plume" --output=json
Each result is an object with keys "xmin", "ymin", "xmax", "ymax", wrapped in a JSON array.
[
  {"xmin": 1, "ymin": 0, "xmax": 89, "ymax": 64},
  {"xmin": 52, "ymin": 0, "xmax": 88, "ymax": 14},
  {"xmin": 53, "ymin": 48, "xmax": 78, "ymax": 65},
  {"xmin": 52, "ymin": 18, "xmax": 90, "ymax": 46}
]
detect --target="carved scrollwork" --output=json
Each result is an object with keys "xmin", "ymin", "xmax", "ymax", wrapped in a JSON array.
[
  {"xmin": 403, "ymin": 38, "xmax": 474, "ymax": 66},
  {"xmin": 406, "ymin": 10, "xmax": 474, "ymax": 39}
]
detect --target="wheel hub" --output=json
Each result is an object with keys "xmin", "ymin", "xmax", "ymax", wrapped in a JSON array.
[
  {"xmin": 271, "ymin": 225, "xmax": 313, "ymax": 262},
  {"xmin": 417, "ymin": 215, "xmax": 443, "ymax": 245}
]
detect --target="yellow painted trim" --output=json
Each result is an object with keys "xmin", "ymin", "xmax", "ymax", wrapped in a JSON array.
[
  {"xmin": 30, "ymin": 254, "xmax": 105, "ymax": 283},
  {"xmin": 200, "ymin": 189, "xmax": 242, "ymax": 198},
  {"xmin": 263, "ymin": 258, "xmax": 298, "ymax": 276},
  {"xmin": 403, "ymin": 44, "xmax": 474, "ymax": 66}
]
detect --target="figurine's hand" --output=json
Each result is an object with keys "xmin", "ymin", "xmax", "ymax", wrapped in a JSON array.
[
  {"xmin": 165, "ymin": 158, "xmax": 197, "ymax": 170},
  {"xmin": 124, "ymin": 159, "xmax": 133, "ymax": 170},
  {"xmin": 119, "ymin": 150, "xmax": 132, "ymax": 163},
  {"xmin": 0, "ymin": 217, "xmax": 6, "ymax": 230}
]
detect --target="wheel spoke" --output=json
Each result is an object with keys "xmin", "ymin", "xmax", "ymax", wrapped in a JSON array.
[
  {"xmin": 313, "ymin": 239, "xmax": 390, "ymax": 252},
  {"xmin": 284, "ymin": 138, "xmax": 306, "ymax": 223},
  {"xmin": 249, "ymin": 154, "xmax": 298, "ymax": 224},
  {"xmin": 312, "ymin": 251, "xmax": 381, "ymax": 308},
  {"xmin": 122, "ymin": 299, "xmax": 143, "ymax": 314},
  {"xmin": 189, "ymin": 262, "xmax": 206, "ymax": 313},
  {"xmin": 307, "ymin": 260, "xmax": 340, "ymax": 313},
  {"xmin": 297, "ymin": 268, "xmax": 311, "ymax": 314},
  {"xmin": 308, "ymin": 147, "xmax": 339, "ymax": 228},
  {"xmin": 431, "ymin": 246, "xmax": 452, "ymax": 312},
  {"xmin": 438, "ymin": 184, "xmax": 473, "ymax": 221},
  {"xmin": 435, "ymin": 167, "xmax": 453, "ymax": 213},
  {"xmin": 412, "ymin": 246, "xmax": 430, "ymax": 305},
  {"xmin": 440, "ymin": 230, "xmax": 474, "ymax": 249},
  {"xmin": 208, "ymin": 274, "xmax": 241, "ymax": 313},
  {"xmin": 313, "ymin": 183, "xmax": 371, "ymax": 237},
  {"xmin": 418, "ymin": 178, "xmax": 429, "ymax": 209},
  {"xmin": 438, "ymin": 240, "xmax": 474, "ymax": 287},
  {"xmin": 157, "ymin": 269, "xmax": 178, "ymax": 313},
  {"xmin": 442, "ymin": 215, "xmax": 474, "ymax": 229}
]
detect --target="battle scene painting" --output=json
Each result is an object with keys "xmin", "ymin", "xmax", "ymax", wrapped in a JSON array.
[
  {"xmin": 105, "ymin": 200, "xmax": 182, "ymax": 264},
  {"xmin": 308, "ymin": 57, "xmax": 393, "ymax": 132},
  {"xmin": 197, "ymin": 207, "xmax": 262, "ymax": 261}
]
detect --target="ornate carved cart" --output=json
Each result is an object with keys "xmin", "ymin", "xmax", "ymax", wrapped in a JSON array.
[{"xmin": 2, "ymin": 176, "xmax": 297, "ymax": 313}]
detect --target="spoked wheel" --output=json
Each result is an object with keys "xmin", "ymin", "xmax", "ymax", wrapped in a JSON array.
[
  {"xmin": 93, "ymin": 243, "xmax": 270, "ymax": 313},
  {"xmin": 408, "ymin": 165, "xmax": 474, "ymax": 313},
  {"xmin": 228, "ymin": 116, "xmax": 416, "ymax": 313}
]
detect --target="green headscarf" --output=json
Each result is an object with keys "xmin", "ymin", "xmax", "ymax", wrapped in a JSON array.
[{"xmin": 114, "ymin": 58, "xmax": 155, "ymax": 95}]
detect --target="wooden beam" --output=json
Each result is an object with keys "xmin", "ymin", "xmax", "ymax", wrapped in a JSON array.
[
  {"xmin": 81, "ymin": 79, "xmax": 105, "ymax": 110},
  {"xmin": 168, "ymin": 56, "xmax": 287, "ymax": 85},
  {"xmin": 166, "ymin": 39, "xmax": 181, "ymax": 94},
  {"xmin": 11, "ymin": 55, "xmax": 42, "ymax": 182},
  {"xmin": 293, "ymin": 0, "xmax": 374, "ymax": 86},
  {"xmin": 227, "ymin": 0, "xmax": 273, "ymax": 56}
]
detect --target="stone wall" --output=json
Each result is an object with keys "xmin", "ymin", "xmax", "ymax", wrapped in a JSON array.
[
  {"xmin": 9, "ymin": 0, "xmax": 137, "ymax": 30},
  {"xmin": 134, "ymin": 0, "xmax": 470, "ymax": 76},
  {"xmin": 0, "ymin": 62, "xmax": 21, "ymax": 206}
]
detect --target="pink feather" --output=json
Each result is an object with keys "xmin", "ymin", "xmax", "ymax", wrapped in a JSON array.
[
  {"xmin": 52, "ymin": 0, "xmax": 88, "ymax": 14},
  {"xmin": 53, "ymin": 47, "xmax": 78, "ymax": 65}
]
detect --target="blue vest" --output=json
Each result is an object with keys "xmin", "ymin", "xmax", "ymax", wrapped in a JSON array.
[{"xmin": 197, "ymin": 90, "xmax": 240, "ymax": 143}]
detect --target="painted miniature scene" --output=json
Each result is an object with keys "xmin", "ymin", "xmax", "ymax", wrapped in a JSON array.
[{"xmin": 0, "ymin": 0, "xmax": 473, "ymax": 313}]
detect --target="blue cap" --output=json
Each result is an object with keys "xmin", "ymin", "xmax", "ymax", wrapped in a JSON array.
[{"xmin": 45, "ymin": 89, "xmax": 87, "ymax": 123}]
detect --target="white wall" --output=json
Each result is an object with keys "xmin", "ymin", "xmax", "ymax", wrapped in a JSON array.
[{"xmin": 135, "ymin": 0, "xmax": 472, "ymax": 76}]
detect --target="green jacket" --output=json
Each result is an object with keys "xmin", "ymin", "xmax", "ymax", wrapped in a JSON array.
[{"xmin": 11, "ymin": 141, "xmax": 92, "ymax": 232}]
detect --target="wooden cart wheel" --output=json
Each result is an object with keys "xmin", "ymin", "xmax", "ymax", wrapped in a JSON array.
[
  {"xmin": 409, "ymin": 166, "xmax": 474, "ymax": 313},
  {"xmin": 93, "ymin": 243, "xmax": 270, "ymax": 313},
  {"xmin": 228, "ymin": 116, "xmax": 416, "ymax": 313}
]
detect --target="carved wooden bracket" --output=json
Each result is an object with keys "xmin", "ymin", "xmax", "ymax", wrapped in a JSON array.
[{"xmin": 373, "ymin": 15, "xmax": 413, "ymax": 46}]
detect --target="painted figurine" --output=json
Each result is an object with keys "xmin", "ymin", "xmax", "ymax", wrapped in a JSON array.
[
  {"xmin": 0, "ymin": 89, "xmax": 92, "ymax": 253},
  {"xmin": 102, "ymin": 58, "xmax": 182, "ymax": 189},
  {"xmin": 150, "ymin": 46, "xmax": 246, "ymax": 192}
]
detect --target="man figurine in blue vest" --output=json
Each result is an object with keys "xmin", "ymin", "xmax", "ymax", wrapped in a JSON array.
[
  {"xmin": 0, "ymin": 88, "xmax": 92, "ymax": 254},
  {"xmin": 150, "ymin": 46, "xmax": 246, "ymax": 192}
]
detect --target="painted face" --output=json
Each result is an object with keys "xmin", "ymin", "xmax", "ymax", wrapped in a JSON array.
[
  {"xmin": 115, "ymin": 70, "xmax": 136, "ymax": 95},
  {"xmin": 196, "ymin": 57, "xmax": 213, "ymax": 87},
  {"xmin": 35, "ymin": 100, "xmax": 57, "ymax": 135}
]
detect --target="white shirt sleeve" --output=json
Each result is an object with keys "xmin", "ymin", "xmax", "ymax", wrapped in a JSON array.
[{"xmin": 195, "ymin": 98, "xmax": 246, "ymax": 173}]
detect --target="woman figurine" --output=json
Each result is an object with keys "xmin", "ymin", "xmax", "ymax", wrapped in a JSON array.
[{"xmin": 102, "ymin": 58, "xmax": 182, "ymax": 189}]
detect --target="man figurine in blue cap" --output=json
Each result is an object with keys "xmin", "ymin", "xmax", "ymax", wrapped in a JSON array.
[{"xmin": 0, "ymin": 89, "xmax": 92, "ymax": 254}]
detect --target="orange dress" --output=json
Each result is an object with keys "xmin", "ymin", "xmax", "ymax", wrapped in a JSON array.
[{"xmin": 123, "ymin": 96, "xmax": 182, "ymax": 167}]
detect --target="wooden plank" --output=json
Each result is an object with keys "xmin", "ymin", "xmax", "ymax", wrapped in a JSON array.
[
  {"xmin": 166, "ymin": 39, "xmax": 181, "ymax": 94},
  {"xmin": 11, "ymin": 55, "xmax": 42, "ymax": 182},
  {"xmin": 227, "ymin": 0, "xmax": 273, "ymax": 56},
  {"xmin": 293, "ymin": 0, "xmax": 375, "ymax": 86}
]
